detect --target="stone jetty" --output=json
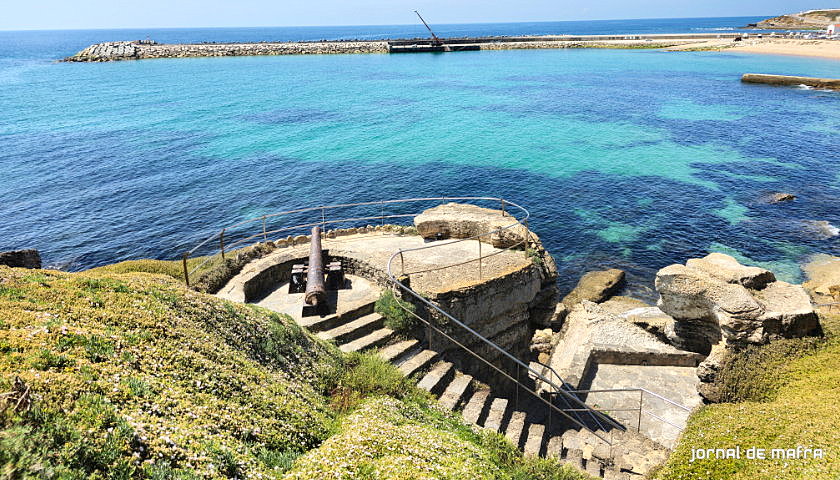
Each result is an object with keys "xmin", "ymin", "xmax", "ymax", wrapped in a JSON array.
[
  {"xmin": 742, "ymin": 73, "xmax": 840, "ymax": 91},
  {"xmin": 64, "ymin": 33, "xmax": 744, "ymax": 62}
]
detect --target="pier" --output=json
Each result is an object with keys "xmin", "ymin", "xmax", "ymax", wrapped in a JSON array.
[{"xmin": 741, "ymin": 73, "xmax": 840, "ymax": 90}]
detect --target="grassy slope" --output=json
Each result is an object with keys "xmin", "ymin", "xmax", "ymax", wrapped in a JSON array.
[
  {"xmin": 0, "ymin": 266, "xmax": 590, "ymax": 480},
  {"xmin": 0, "ymin": 266, "xmax": 343, "ymax": 479},
  {"xmin": 655, "ymin": 312, "xmax": 840, "ymax": 480}
]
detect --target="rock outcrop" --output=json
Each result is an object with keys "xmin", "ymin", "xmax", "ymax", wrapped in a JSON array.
[
  {"xmin": 802, "ymin": 254, "xmax": 840, "ymax": 303},
  {"xmin": 561, "ymin": 269, "xmax": 625, "ymax": 308},
  {"xmin": 752, "ymin": 9, "xmax": 840, "ymax": 29},
  {"xmin": 0, "ymin": 249, "xmax": 42, "ymax": 269},
  {"xmin": 656, "ymin": 253, "xmax": 819, "ymax": 355},
  {"xmin": 655, "ymin": 253, "xmax": 821, "ymax": 402},
  {"xmin": 413, "ymin": 202, "xmax": 530, "ymax": 249}
]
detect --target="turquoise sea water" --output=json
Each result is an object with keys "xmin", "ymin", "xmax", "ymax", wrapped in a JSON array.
[{"xmin": 1, "ymin": 21, "xmax": 839, "ymax": 295}]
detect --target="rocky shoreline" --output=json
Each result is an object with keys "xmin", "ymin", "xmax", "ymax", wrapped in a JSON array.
[{"xmin": 63, "ymin": 34, "xmax": 742, "ymax": 62}]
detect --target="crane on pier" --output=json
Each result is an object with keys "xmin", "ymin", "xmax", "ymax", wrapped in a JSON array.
[{"xmin": 415, "ymin": 11, "xmax": 450, "ymax": 51}]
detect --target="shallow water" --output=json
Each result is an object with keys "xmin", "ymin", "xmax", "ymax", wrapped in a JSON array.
[{"xmin": 1, "ymin": 22, "xmax": 838, "ymax": 295}]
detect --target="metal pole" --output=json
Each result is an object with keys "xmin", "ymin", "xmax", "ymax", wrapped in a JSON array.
[
  {"xmin": 262, "ymin": 216, "xmax": 267, "ymax": 242},
  {"xmin": 501, "ymin": 199, "xmax": 506, "ymax": 217},
  {"xmin": 321, "ymin": 207, "xmax": 326, "ymax": 227},
  {"xmin": 220, "ymin": 229, "xmax": 226, "ymax": 260},
  {"xmin": 523, "ymin": 218, "xmax": 530, "ymax": 256},
  {"xmin": 515, "ymin": 363, "xmax": 520, "ymax": 410},
  {"xmin": 400, "ymin": 251, "xmax": 405, "ymax": 276},
  {"xmin": 380, "ymin": 201, "xmax": 385, "ymax": 229},
  {"xmin": 182, "ymin": 252, "xmax": 190, "ymax": 287},
  {"xmin": 478, "ymin": 238, "xmax": 482, "ymax": 279},
  {"xmin": 638, "ymin": 390, "xmax": 643, "ymax": 433}
]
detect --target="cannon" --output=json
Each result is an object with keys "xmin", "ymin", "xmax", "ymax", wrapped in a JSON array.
[
  {"xmin": 305, "ymin": 226, "xmax": 327, "ymax": 307},
  {"xmin": 289, "ymin": 226, "xmax": 346, "ymax": 316}
]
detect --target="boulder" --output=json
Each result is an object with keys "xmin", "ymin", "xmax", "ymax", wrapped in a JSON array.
[
  {"xmin": 561, "ymin": 269, "xmax": 625, "ymax": 308},
  {"xmin": 413, "ymin": 202, "xmax": 529, "ymax": 248},
  {"xmin": 0, "ymin": 249, "xmax": 42, "ymax": 269},
  {"xmin": 656, "ymin": 255, "xmax": 819, "ymax": 354}
]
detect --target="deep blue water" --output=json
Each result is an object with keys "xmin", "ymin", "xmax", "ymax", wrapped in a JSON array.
[{"xmin": 1, "ymin": 18, "xmax": 838, "ymax": 295}]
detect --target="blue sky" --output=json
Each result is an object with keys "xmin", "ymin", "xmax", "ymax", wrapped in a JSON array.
[{"xmin": 0, "ymin": 0, "xmax": 830, "ymax": 31}]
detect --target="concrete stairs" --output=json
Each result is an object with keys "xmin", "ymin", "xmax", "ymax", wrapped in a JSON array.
[{"xmin": 305, "ymin": 301, "xmax": 670, "ymax": 479}]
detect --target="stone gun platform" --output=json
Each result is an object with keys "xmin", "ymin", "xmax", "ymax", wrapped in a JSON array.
[{"xmin": 216, "ymin": 229, "xmax": 532, "ymax": 305}]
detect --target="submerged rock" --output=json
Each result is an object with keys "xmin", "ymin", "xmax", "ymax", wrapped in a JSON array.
[
  {"xmin": 561, "ymin": 269, "xmax": 626, "ymax": 308},
  {"xmin": 0, "ymin": 249, "xmax": 41, "ymax": 269},
  {"xmin": 802, "ymin": 220, "xmax": 839, "ymax": 239},
  {"xmin": 768, "ymin": 192, "xmax": 796, "ymax": 203}
]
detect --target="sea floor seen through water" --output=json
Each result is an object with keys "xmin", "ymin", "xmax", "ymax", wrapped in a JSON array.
[{"xmin": 1, "ymin": 23, "xmax": 839, "ymax": 295}]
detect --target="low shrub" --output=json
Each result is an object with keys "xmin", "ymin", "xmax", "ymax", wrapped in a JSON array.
[
  {"xmin": 330, "ymin": 351, "xmax": 426, "ymax": 412},
  {"xmin": 375, "ymin": 289, "xmax": 418, "ymax": 333}
]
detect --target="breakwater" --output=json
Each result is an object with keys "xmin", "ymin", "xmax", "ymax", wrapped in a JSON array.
[
  {"xmin": 741, "ymin": 73, "xmax": 840, "ymax": 90},
  {"xmin": 64, "ymin": 33, "xmax": 744, "ymax": 62}
]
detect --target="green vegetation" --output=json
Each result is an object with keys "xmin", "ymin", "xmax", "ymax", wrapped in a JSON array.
[
  {"xmin": 0, "ymin": 266, "xmax": 342, "ymax": 479},
  {"xmin": 87, "ymin": 241, "xmax": 276, "ymax": 293},
  {"xmin": 1, "ymin": 265, "xmax": 591, "ymax": 479},
  {"xmin": 375, "ymin": 289, "xmax": 419, "ymax": 333},
  {"xmin": 526, "ymin": 248, "xmax": 545, "ymax": 267},
  {"xmin": 655, "ymin": 312, "xmax": 840, "ymax": 480}
]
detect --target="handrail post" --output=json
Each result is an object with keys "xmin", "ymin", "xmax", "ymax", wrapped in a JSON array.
[
  {"xmin": 182, "ymin": 252, "xmax": 190, "ymax": 287},
  {"xmin": 523, "ymin": 217, "xmax": 530, "ymax": 256},
  {"xmin": 321, "ymin": 207, "xmax": 326, "ymax": 227},
  {"xmin": 219, "ymin": 229, "xmax": 226, "ymax": 260},
  {"xmin": 638, "ymin": 390, "xmax": 643, "ymax": 433},
  {"xmin": 500, "ymin": 198, "xmax": 506, "ymax": 217},
  {"xmin": 400, "ymin": 251, "xmax": 405, "ymax": 276},
  {"xmin": 262, "ymin": 215, "xmax": 267, "ymax": 242},
  {"xmin": 478, "ymin": 237, "xmax": 482, "ymax": 279}
]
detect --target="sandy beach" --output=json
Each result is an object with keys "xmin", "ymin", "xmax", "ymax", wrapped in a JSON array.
[{"xmin": 667, "ymin": 38, "xmax": 840, "ymax": 60}]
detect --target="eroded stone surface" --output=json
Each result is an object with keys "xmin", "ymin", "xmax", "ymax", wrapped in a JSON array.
[
  {"xmin": 413, "ymin": 202, "xmax": 530, "ymax": 249},
  {"xmin": 656, "ymin": 253, "xmax": 819, "ymax": 355}
]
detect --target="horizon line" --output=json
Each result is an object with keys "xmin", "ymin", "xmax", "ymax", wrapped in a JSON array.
[{"xmin": 0, "ymin": 14, "xmax": 771, "ymax": 33}]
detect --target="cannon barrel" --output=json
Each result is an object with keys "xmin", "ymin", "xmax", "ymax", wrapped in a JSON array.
[{"xmin": 304, "ymin": 226, "xmax": 327, "ymax": 306}]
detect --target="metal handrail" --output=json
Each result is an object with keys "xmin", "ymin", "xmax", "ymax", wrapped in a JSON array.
[
  {"xmin": 179, "ymin": 196, "xmax": 687, "ymax": 445},
  {"xmin": 180, "ymin": 196, "xmax": 524, "ymax": 283}
]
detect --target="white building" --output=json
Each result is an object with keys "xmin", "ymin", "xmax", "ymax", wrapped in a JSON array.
[{"xmin": 828, "ymin": 24, "xmax": 839, "ymax": 36}]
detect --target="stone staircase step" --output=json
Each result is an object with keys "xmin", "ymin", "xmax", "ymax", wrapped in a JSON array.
[
  {"xmin": 562, "ymin": 448, "xmax": 584, "ymax": 471},
  {"xmin": 378, "ymin": 338, "xmax": 419, "ymax": 363},
  {"xmin": 524, "ymin": 423, "xmax": 545, "ymax": 457},
  {"xmin": 417, "ymin": 361, "xmax": 454, "ymax": 395},
  {"xmin": 546, "ymin": 435, "xmax": 563, "ymax": 458},
  {"xmin": 438, "ymin": 373, "xmax": 473, "ymax": 410},
  {"xmin": 316, "ymin": 313, "xmax": 383, "ymax": 344},
  {"xmin": 462, "ymin": 389, "xmax": 491, "ymax": 425},
  {"xmin": 298, "ymin": 301, "xmax": 375, "ymax": 332},
  {"xmin": 603, "ymin": 468, "xmax": 632, "ymax": 480},
  {"xmin": 505, "ymin": 411, "xmax": 527, "ymax": 448},
  {"xmin": 398, "ymin": 349, "xmax": 438, "ymax": 378},
  {"xmin": 484, "ymin": 397, "xmax": 509, "ymax": 432},
  {"xmin": 339, "ymin": 328, "xmax": 394, "ymax": 353},
  {"xmin": 585, "ymin": 458, "xmax": 602, "ymax": 477}
]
